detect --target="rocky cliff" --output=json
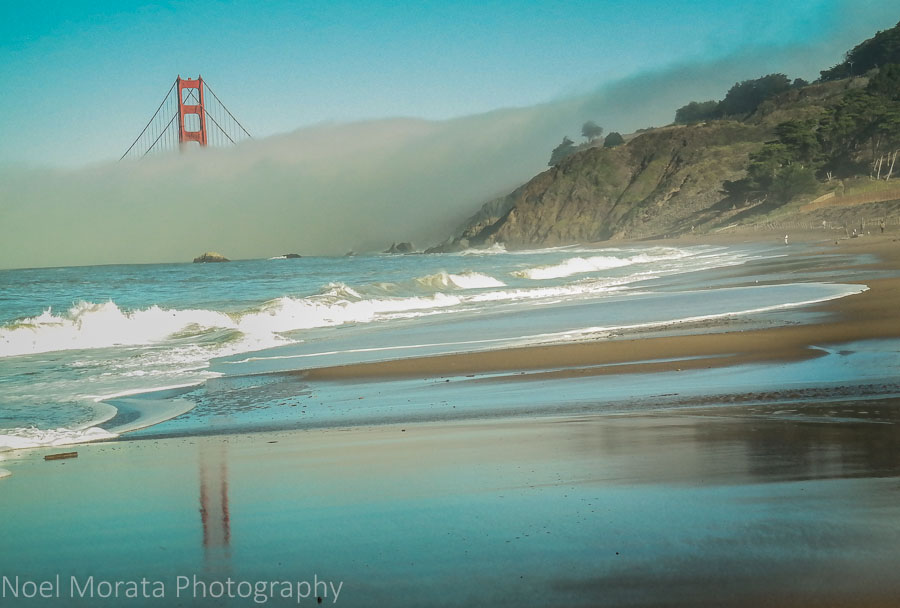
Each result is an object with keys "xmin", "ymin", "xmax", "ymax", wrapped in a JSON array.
[
  {"xmin": 437, "ymin": 121, "xmax": 768, "ymax": 249},
  {"xmin": 430, "ymin": 73, "xmax": 890, "ymax": 250}
]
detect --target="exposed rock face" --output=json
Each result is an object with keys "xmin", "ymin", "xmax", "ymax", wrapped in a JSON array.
[
  {"xmin": 441, "ymin": 121, "xmax": 766, "ymax": 248},
  {"xmin": 426, "ymin": 196, "xmax": 516, "ymax": 253},
  {"xmin": 283, "ymin": 253, "xmax": 302, "ymax": 259},
  {"xmin": 384, "ymin": 242, "xmax": 415, "ymax": 254},
  {"xmin": 192, "ymin": 252, "xmax": 230, "ymax": 263}
]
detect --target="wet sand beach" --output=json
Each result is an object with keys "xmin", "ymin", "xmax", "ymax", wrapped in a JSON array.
[
  {"xmin": 1, "ymin": 230, "xmax": 899, "ymax": 607},
  {"xmin": 3, "ymin": 400, "xmax": 900, "ymax": 607}
]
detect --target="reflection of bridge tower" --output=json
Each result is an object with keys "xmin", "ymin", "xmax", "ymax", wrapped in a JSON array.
[{"xmin": 199, "ymin": 442, "xmax": 231, "ymax": 563}]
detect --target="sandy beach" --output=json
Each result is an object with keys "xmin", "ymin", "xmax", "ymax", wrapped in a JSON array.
[{"xmin": 1, "ymin": 230, "xmax": 899, "ymax": 607}]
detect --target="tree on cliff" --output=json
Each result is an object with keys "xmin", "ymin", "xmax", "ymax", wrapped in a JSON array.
[
  {"xmin": 581, "ymin": 121, "xmax": 604, "ymax": 142},
  {"xmin": 718, "ymin": 73, "xmax": 791, "ymax": 116},
  {"xmin": 867, "ymin": 63, "xmax": 900, "ymax": 100},
  {"xmin": 603, "ymin": 132, "xmax": 625, "ymax": 147},
  {"xmin": 548, "ymin": 136, "xmax": 577, "ymax": 166},
  {"xmin": 674, "ymin": 100, "xmax": 719, "ymax": 124}
]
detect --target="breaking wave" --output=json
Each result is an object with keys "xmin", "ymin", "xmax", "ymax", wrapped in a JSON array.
[
  {"xmin": 514, "ymin": 248, "xmax": 692, "ymax": 280},
  {"xmin": 0, "ymin": 287, "xmax": 466, "ymax": 358},
  {"xmin": 415, "ymin": 271, "xmax": 505, "ymax": 290},
  {"xmin": 0, "ymin": 246, "xmax": 745, "ymax": 360},
  {"xmin": 0, "ymin": 302, "xmax": 240, "ymax": 358},
  {"xmin": 459, "ymin": 243, "xmax": 508, "ymax": 255}
]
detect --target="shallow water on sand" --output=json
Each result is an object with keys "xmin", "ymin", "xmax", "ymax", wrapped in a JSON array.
[{"xmin": 115, "ymin": 338, "xmax": 900, "ymax": 439}]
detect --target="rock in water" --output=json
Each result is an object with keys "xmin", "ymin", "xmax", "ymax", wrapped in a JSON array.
[
  {"xmin": 384, "ymin": 242, "xmax": 415, "ymax": 254},
  {"xmin": 283, "ymin": 253, "xmax": 302, "ymax": 259},
  {"xmin": 193, "ymin": 252, "xmax": 230, "ymax": 263}
]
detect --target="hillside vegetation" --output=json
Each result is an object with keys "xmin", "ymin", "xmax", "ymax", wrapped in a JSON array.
[{"xmin": 430, "ymin": 21, "xmax": 900, "ymax": 251}]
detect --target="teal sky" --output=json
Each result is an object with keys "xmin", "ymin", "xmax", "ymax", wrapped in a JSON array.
[{"xmin": 0, "ymin": 0, "xmax": 896, "ymax": 167}]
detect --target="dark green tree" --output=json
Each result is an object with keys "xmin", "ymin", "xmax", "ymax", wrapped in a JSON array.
[
  {"xmin": 774, "ymin": 119, "xmax": 822, "ymax": 163},
  {"xmin": 603, "ymin": 132, "xmax": 625, "ymax": 147},
  {"xmin": 745, "ymin": 143, "xmax": 795, "ymax": 192},
  {"xmin": 866, "ymin": 63, "xmax": 900, "ymax": 100},
  {"xmin": 771, "ymin": 164, "xmax": 819, "ymax": 201},
  {"xmin": 725, "ymin": 121, "xmax": 824, "ymax": 203},
  {"xmin": 819, "ymin": 89, "xmax": 900, "ymax": 173},
  {"xmin": 548, "ymin": 136, "xmax": 577, "ymax": 166},
  {"xmin": 581, "ymin": 121, "xmax": 604, "ymax": 142},
  {"xmin": 718, "ymin": 73, "xmax": 792, "ymax": 116},
  {"xmin": 674, "ymin": 100, "xmax": 720, "ymax": 124}
]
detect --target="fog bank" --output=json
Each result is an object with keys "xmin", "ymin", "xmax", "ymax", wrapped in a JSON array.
[{"xmin": 0, "ymin": 18, "xmax": 887, "ymax": 269}]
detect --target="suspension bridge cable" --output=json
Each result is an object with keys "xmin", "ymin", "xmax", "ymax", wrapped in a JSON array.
[
  {"xmin": 120, "ymin": 80, "xmax": 178, "ymax": 160},
  {"xmin": 204, "ymin": 83, "xmax": 252, "ymax": 138},
  {"xmin": 184, "ymin": 87, "xmax": 240, "ymax": 145},
  {"xmin": 142, "ymin": 113, "xmax": 179, "ymax": 157},
  {"xmin": 206, "ymin": 112, "xmax": 237, "ymax": 144}
]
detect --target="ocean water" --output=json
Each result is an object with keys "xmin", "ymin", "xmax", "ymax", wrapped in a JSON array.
[{"xmin": 0, "ymin": 243, "xmax": 868, "ymax": 451}]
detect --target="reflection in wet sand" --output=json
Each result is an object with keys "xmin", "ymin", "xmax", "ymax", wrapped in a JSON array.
[{"xmin": 199, "ymin": 440, "xmax": 231, "ymax": 568}]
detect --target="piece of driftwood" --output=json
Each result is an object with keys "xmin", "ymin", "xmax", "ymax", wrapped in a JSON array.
[{"xmin": 44, "ymin": 452, "xmax": 78, "ymax": 461}]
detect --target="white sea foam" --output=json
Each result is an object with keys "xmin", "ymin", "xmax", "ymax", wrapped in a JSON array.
[
  {"xmin": 0, "ymin": 426, "xmax": 118, "ymax": 451},
  {"xmin": 515, "ymin": 248, "xmax": 692, "ymax": 280},
  {"xmin": 235, "ymin": 291, "xmax": 463, "ymax": 337},
  {"xmin": 0, "ymin": 301, "xmax": 237, "ymax": 357},
  {"xmin": 0, "ymin": 272, "xmax": 647, "ymax": 360},
  {"xmin": 1, "ymin": 245, "xmax": 752, "ymax": 360},
  {"xmin": 0, "ymin": 288, "xmax": 467, "ymax": 358},
  {"xmin": 0, "ymin": 468, "xmax": 10, "ymax": 480},
  {"xmin": 415, "ymin": 271, "xmax": 506, "ymax": 290},
  {"xmin": 459, "ymin": 243, "xmax": 507, "ymax": 255},
  {"xmin": 515, "ymin": 256, "xmax": 632, "ymax": 279}
]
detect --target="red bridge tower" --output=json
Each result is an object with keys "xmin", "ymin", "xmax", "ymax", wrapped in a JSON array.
[{"xmin": 177, "ymin": 75, "xmax": 208, "ymax": 147}]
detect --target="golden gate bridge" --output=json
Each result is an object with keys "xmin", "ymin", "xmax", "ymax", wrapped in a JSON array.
[{"xmin": 120, "ymin": 75, "xmax": 251, "ymax": 160}]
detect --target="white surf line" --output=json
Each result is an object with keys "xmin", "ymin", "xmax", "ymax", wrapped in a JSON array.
[
  {"xmin": 101, "ymin": 397, "xmax": 197, "ymax": 435},
  {"xmin": 91, "ymin": 380, "xmax": 212, "ymax": 403},
  {"xmin": 228, "ymin": 284, "xmax": 867, "ymax": 365},
  {"xmin": 227, "ymin": 336, "xmax": 524, "ymax": 364},
  {"xmin": 504, "ymin": 284, "xmax": 869, "ymax": 348},
  {"xmin": 0, "ymin": 426, "xmax": 119, "ymax": 451},
  {"xmin": 448, "ymin": 353, "xmax": 735, "ymax": 382}
]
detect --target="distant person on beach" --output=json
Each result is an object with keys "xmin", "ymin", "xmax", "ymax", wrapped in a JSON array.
[
  {"xmin": 880, "ymin": 219, "xmax": 886, "ymax": 234},
  {"xmin": 784, "ymin": 234, "xmax": 789, "ymax": 245}
]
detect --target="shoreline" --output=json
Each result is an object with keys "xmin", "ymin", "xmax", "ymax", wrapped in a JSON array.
[
  {"xmin": 291, "ymin": 233, "xmax": 900, "ymax": 384},
  {"xmin": 97, "ymin": 231, "xmax": 899, "ymax": 445},
  {"xmin": 1, "ymin": 231, "xmax": 895, "ymax": 450}
]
